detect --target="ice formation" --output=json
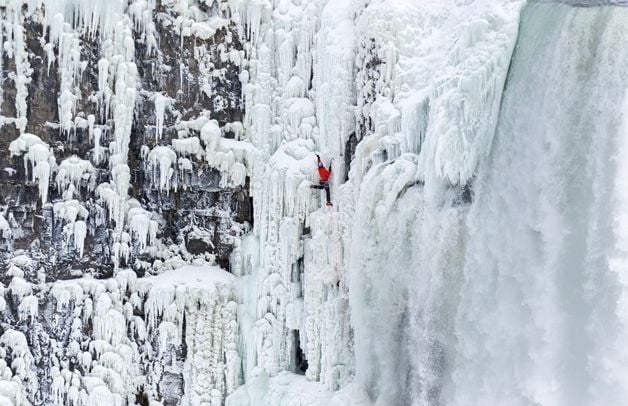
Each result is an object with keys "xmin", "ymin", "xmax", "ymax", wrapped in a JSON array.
[
  {"xmin": 174, "ymin": 116, "xmax": 258, "ymax": 187},
  {"xmin": 0, "ymin": 214, "xmax": 10, "ymax": 239},
  {"xmin": 9, "ymin": 133, "xmax": 56, "ymax": 203},
  {"xmin": 147, "ymin": 146, "xmax": 177, "ymax": 192},
  {"xmin": 0, "ymin": 266, "xmax": 237, "ymax": 405},
  {"xmin": 53, "ymin": 200, "xmax": 90, "ymax": 256},
  {"xmin": 226, "ymin": 0, "xmax": 628, "ymax": 404},
  {"xmin": 55, "ymin": 156, "xmax": 94, "ymax": 193},
  {"xmin": 127, "ymin": 201, "xmax": 158, "ymax": 251},
  {"xmin": 2, "ymin": 0, "xmax": 628, "ymax": 405},
  {"xmin": 153, "ymin": 93, "xmax": 174, "ymax": 141}
]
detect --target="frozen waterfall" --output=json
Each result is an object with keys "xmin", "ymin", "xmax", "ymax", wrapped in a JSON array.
[
  {"xmin": 449, "ymin": 3, "xmax": 628, "ymax": 405},
  {"xmin": 230, "ymin": 0, "xmax": 628, "ymax": 405},
  {"xmin": 358, "ymin": 2, "xmax": 628, "ymax": 405},
  {"xmin": 341, "ymin": 1, "xmax": 628, "ymax": 405},
  {"xmin": 2, "ymin": 0, "xmax": 628, "ymax": 405}
]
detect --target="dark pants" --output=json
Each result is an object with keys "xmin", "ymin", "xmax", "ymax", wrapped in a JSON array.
[{"xmin": 311, "ymin": 181, "xmax": 331, "ymax": 204}]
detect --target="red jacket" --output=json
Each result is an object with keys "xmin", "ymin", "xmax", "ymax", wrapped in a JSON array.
[{"xmin": 317, "ymin": 157, "xmax": 331, "ymax": 182}]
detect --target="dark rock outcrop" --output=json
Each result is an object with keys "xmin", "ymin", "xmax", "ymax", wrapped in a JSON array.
[{"xmin": 0, "ymin": 2, "xmax": 250, "ymax": 280}]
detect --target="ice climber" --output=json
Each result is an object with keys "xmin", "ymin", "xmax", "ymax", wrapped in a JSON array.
[{"xmin": 311, "ymin": 154, "xmax": 333, "ymax": 206}]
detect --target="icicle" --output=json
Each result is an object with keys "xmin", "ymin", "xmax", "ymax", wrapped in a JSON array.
[
  {"xmin": 147, "ymin": 146, "xmax": 177, "ymax": 192},
  {"xmin": 73, "ymin": 221, "xmax": 87, "ymax": 257},
  {"xmin": 127, "ymin": 204, "xmax": 157, "ymax": 251},
  {"xmin": 9, "ymin": 133, "xmax": 55, "ymax": 202},
  {"xmin": 153, "ymin": 93, "xmax": 174, "ymax": 140},
  {"xmin": 55, "ymin": 156, "xmax": 94, "ymax": 193},
  {"xmin": 33, "ymin": 161, "xmax": 50, "ymax": 203},
  {"xmin": 93, "ymin": 128, "xmax": 102, "ymax": 164}
]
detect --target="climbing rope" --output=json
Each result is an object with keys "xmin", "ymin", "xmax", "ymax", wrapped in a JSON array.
[{"xmin": 328, "ymin": 201, "xmax": 343, "ymax": 290}]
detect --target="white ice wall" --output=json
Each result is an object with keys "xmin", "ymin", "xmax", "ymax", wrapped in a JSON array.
[
  {"xmin": 229, "ymin": 0, "xmax": 525, "ymax": 404},
  {"xmin": 0, "ymin": 265, "xmax": 238, "ymax": 406}
]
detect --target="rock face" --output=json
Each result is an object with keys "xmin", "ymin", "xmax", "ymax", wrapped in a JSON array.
[
  {"xmin": 0, "ymin": 1, "xmax": 251, "ymax": 281},
  {"xmin": 0, "ymin": 2, "xmax": 253, "ymax": 404}
]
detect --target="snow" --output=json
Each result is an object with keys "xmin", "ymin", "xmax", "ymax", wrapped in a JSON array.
[
  {"xmin": 182, "ymin": 16, "xmax": 230, "ymax": 40},
  {"xmin": 8, "ymin": 133, "xmax": 45, "ymax": 156},
  {"xmin": 226, "ymin": 371, "xmax": 372, "ymax": 406},
  {"xmin": 199, "ymin": 118, "xmax": 222, "ymax": 150},
  {"xmin": 172, "ymin": 136, "xmax": 203, "ymax": 159},
  {"xmin": 144, "ymin": 264, "xmax": 235, "ymax": 287}
]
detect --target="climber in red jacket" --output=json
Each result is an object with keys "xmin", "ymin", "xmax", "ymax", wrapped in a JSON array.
[{"xmin": 310, "ymin": 154, "xmax": 333, "ymax": 206}]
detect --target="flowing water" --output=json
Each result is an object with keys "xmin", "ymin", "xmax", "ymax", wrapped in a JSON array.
[
  {"xmin": 448, "ymin": 2, "xmax": 628, "ymax": 405},
  {"xmin": 396, "ymin": 2, "xmax": 628, "ymax": 405}
]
